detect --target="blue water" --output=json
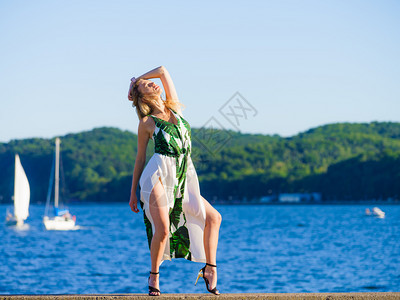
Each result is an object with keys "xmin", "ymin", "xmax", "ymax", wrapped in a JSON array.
[{"xmin": 1, "ymin": 204, "xmax": 399, "ymax": 294}]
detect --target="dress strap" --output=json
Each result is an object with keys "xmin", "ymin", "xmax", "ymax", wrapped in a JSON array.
[
  {"xmin": 169, "ymin": 108, "xmax": 182, "ymax": 120},
  {"xmin": 169, "ymin": 107, "xmax": 177, "ymax": 116}
]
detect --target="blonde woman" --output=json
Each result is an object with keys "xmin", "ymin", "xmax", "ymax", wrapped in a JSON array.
[{"xmin": 128, "ymin": 66, "xmax": 222, "ymax": 296}]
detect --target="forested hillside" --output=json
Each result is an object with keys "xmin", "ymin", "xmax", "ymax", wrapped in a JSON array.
[{"xmin": 0, "ymin": 122, "xmax": 399, "ymax": 204}]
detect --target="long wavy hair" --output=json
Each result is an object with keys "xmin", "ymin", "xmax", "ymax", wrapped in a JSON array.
[{"xmin": 131, "ymin": 78, "xmax": 185, "ymax": 120}]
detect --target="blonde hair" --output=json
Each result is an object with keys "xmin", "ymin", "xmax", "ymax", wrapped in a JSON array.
[{"xmin": 131, "ymin": 78, "xmax": 185, "ymax": 120}]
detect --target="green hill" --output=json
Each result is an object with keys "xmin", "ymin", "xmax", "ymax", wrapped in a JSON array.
[{"xmin": 1, "ymin": 122, "xmax": 399, "ymax": 204}]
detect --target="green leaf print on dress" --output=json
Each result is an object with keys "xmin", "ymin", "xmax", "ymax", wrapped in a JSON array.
[
  {"xmin": 170, "ymin": 225, "xmax": 191, "ymax": 259},
  {"xmin": 169, "ymin": 194, "xmax": 183, "ymax": 230},
  {"xmin": 139, "ymin": 199, "xmax": 153, "ymax": 249}
]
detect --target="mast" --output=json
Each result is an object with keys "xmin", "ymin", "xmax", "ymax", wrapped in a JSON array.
[
  {"xmin": 13, "ymin": 154, "xmax": 18, "ymax": 215},
  {"xmin": 55, "ymin": 138, "xmax": 60, "ymax": 208}
]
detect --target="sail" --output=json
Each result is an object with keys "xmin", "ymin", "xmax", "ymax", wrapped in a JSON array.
[{"xmin": 14, "ymin": 154, "xmax": 30, "ymax": 221}]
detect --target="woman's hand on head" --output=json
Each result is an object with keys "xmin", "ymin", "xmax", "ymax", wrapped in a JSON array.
[
  {"xmin": 128, "ymin": 81, "xmax": 134, "ymax": 101},
  {"xmin": 129, "ymin": 193, "xmax": 140, "ymax": 213},
  {"xmin": 128, "ymin": 77, "xmax": 138, "ymax": 101}
]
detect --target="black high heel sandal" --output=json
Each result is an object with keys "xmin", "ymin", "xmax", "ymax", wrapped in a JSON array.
[
  {"xmin": 194, "ymin": 262, "xmax": 220, "ymax": 295},
  {"xmin": 148, "ymin": 271, "xmax": 161, "ymax": 296}
]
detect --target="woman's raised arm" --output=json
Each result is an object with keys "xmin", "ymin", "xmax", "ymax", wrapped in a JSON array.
[
  {"xmin": 158, "ymin": 66, "xmax": 179, "ymax": 103},
  {"xmin": 136, "ymin": 66, "xmax": 164, "ymax": 81},
  {"xmin": 136, "ymin": 66, "xmax": 182, "ymax": 114}
]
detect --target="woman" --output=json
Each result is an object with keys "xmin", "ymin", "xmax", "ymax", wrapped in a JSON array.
[{"xmin": 128, "ymin": 66, "xmax": 222, "ymax": 296}]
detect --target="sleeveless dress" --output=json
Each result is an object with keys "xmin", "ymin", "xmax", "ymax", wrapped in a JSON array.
[{"xmin": 139, "ymin": 107, "xmax": 207, "ymax": 264}]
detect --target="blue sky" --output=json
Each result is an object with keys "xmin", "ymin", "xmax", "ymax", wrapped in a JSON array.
[{"xmin": 0, "ymin": 0, "xmax": 399, "ymax": 142}]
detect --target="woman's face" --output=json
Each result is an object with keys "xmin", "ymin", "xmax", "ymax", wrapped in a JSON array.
[{"xmin": 138, "ymin": 80, "xmax": 162, "ymax": 99}]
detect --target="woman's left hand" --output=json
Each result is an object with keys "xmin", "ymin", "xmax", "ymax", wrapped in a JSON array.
[{"xmin": 129, "ymin": 193, "xmax": 140, "ymax": 213}]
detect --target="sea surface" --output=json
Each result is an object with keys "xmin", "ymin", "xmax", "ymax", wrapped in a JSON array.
[{"xmin": 1, "ymin": 203, "xmax": 399, "ymax": 294}]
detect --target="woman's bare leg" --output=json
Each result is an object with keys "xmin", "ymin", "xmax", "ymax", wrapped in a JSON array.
[
  {"xmin": 148, "ymin": 178, "xmax": 169, "ymax": 296},
  {"xmin": 202, "ymin": 195, "xmax": 222, "ymax": 294}
]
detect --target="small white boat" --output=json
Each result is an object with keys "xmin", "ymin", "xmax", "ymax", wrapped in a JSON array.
[
  {"xmin": 43, "ymin": 215, "xmax": 76, "ymax": 230},
  {"xmin": 5, "ymin": 154, "xmax": 30, "ymax": 228},
  {"xmin": 43, "ymin": 138, "xmax": 77, "ymax": 231},
  {"xmin": 372, "ymin": 207, "xmax": 385, "ymax": 218}
]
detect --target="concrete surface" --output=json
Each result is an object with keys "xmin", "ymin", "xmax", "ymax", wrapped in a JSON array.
[{"xmin": 1, "ymin": 293, "xmax": 400, "ymax": 299}]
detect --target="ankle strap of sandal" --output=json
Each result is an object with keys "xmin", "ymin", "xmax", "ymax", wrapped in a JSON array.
[
  {"xmin": 206, "ymin": 263, "xmax": 217, "ymax": 268},
  {"xmin": 149, "ymin": 271, "xmax": 159, "ymax": 275}
]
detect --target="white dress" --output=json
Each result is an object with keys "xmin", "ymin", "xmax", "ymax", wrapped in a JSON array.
[{"xmin": 139, "ymin": 108, "xmax": 207, "ymax": 264}]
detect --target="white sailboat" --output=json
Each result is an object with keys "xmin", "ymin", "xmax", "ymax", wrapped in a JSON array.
[
  {"xmin": 43, "ymin": 137, "xmax": 77, "ymax": 230},
  {"xmin": 5, "ymin": 154, "xmax": 30, "ymax": 228},
  {"xmin": 372, "ymin": 207, "xmax": 385, "ymax": 218},
  {"xmin": 365, "ymin": 207, "xmax": 385, "ymax": 218}
]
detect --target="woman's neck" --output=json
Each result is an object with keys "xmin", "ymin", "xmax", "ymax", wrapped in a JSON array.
[{"xmin": 151, "ymin": 98, "xmax": 168, "ymax": 115}]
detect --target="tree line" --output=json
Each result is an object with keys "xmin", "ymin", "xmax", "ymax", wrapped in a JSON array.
[{"xmin": 0, "ymin": 121, "xmax": 399, "ymax": 204}]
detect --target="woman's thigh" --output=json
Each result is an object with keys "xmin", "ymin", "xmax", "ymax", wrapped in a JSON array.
[{"xmin": 149, "ymin": 177, "xmax": 169, "ymax": 233}]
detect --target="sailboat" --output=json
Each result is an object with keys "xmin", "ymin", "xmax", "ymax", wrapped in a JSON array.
[
  {"xmin": 5, "ymin": 154, "xmax": 30, "ymax": 228},
  {"xmin": 372, "ymin": 207, "xmax": 385, "ymax": 218},
  {"xmin": 43, "ymin": 137, "xmax": 77, "ymax": 230}
]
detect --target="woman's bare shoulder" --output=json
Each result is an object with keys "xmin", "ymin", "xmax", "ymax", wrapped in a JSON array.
[
  {"xmin": 138, "ymin": 115, "xmax": 155, "ymax": 135},
  {"xmin": 140, "ymin": 115, "xmax": 153, "ymax": 123}
]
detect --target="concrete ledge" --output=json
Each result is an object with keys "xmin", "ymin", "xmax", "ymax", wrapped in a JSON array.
[{"xmin": 1, "ymin": 293, "xmax": 400, "ymax": 300}]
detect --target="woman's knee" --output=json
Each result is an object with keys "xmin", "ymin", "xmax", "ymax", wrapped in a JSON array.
[
  {"xmin": 207, "ymin": 210, "xmax": 222, "ymax": 226},
  {"xmin": 154, "ymin": 225, "xmax": 169, "ymax": 240},
  {"xmin": 216, "ymin": 211, "xmax": 222, "ymax": 224}
]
